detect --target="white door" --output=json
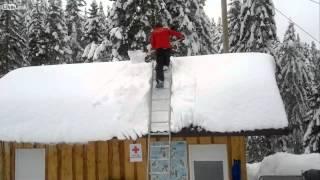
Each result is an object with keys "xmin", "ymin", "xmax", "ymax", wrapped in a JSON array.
[
  {"xmin": 15, "ymin": 149, "xmax": 45, "ymax": 180},
  {"xmin": 189, "ymin": 144, "xmax": 229, "ymax": 180}
]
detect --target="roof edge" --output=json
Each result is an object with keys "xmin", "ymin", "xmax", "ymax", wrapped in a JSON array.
[{"xmin": 171, "ymin": 126, "xmax": 290, "ymax": 137}]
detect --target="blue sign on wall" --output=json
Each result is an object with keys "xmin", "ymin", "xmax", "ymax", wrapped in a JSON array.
[{"xmin": 150, "ymin": 141, "xmax": 188, "ymax": 180}]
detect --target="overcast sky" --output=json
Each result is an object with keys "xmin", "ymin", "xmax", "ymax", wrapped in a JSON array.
[{"xmin": 84, "ymin": 0, "xmax": 319, "ymax": 46}]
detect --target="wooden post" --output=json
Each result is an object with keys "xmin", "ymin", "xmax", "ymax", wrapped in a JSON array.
[{"xmin": 221, "ymin": 0, "xmax": 230, "ymax": 53}]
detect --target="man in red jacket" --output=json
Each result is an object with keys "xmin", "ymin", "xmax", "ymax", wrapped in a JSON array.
[{"xmin": 150, "ymin": 23, "xmax": 184, "ymax": 88}]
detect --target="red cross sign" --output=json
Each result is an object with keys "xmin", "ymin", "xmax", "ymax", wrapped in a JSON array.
[
  {"xmin": 130, "ymin": 144, "xmax": 142, "ymax": 162},
  {"xmin": 132, "ymin": 145, "xmax": 140, "ymax": 154}
]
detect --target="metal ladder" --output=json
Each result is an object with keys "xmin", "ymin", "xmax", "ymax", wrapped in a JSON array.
[{"xmin": 146, "ymin": 61, "xmax": 173, "ymax": 180}]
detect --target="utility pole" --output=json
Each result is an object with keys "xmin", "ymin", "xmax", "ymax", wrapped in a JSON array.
[{"xmin": 221, "ymin": 0, "xmax": 229, "ymax": 53}]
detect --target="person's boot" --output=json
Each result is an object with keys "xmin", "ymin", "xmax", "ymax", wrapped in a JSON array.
[{"xmin": 156, "ymin": 81, "xmax": 164, "ymax": 88}]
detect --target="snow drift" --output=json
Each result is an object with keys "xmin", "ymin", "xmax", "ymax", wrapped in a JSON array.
[
  {"xmin": 247, "ymin": 153, "xmax": 320, "ymax": 180},
  {"xmin": 247, "ymin": 163, "xmax": 261, "ymax": 180},
  {"xmin": 0, "ymin": 53, "xmax": 288, "ymax": 143}
]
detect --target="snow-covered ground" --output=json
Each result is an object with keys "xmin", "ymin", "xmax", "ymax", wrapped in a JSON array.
[
  {"xmin": 0, "ymin": 53, "xmax": 288, "ymax": 143},
  {"xmin": 247, "ymin": 153, "xmax": 320, "ymax": 180}
]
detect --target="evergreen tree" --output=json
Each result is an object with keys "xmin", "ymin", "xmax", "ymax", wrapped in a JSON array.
[
  {"xmin": 278, "ymin": 23, "xmax": 313, "ymax": 93},
  {"xmin": 277, "ymin": 22, "xmax": 315, "ymax": 154},
  {"xmin": 211, "ymin": 18, "xmax": 222, "ymax": 53},
  {"xmin": 304, "ymin": 85, "xmax": 320, "ymax": 153},
  {"xmin": 65, "ymin": 0, "xmax": 86, "ymax": 62},
  {"xmin": 248, "ymin": 22, "xmax": 314, "ymax": 160},
  {"xmin": 81, "ymin": 0, "xmax": 105, "ymax": 62},
  {"xmin": 105, "ymin": 0, "xmax": 216, "ymax": 59},
  {"xmin": 107, "ymin": 0, "xmax": 171, "ymax": 60},
  {"xmin": 45, "ymin": 0, "xmax": 72, "ymax": 64},
  {"xmin": 165, "ymin": 0, "xmax": 200, "ymax": 56},
  {"xmin": 310, "ymin": 42, "xmax": 320, "ymax": 70},
  {"xmin": 82, "ymin": 0, "xmax": 103, "ymax": 44},
  {"xmin": 303, "ymin": 43, "xmax": 320, "ymax": 153},
  {"xmin": 98, "ymin": 2, "xmax": 108, "ymax": 36},
  {"xmin": 247, "ymin": 136, "xmax": 274, "ymax": 162},
  {"xmin": 28, "ymin": 0, "xmax": 48, "ymax": 65},
  {"xmin": 227, "ymin": 0, "xmax": 241, "ymax": 53},
  {"xmin": 191, "ymin": 1, "xmax": 215, "ymax": 55},
  {"xmin": 0, "ymin": 7, "xmax": 28, "ymax": 75},
  {"xmin": 236, "ymin": 0, "xmax": 277, "ymax": 54}
]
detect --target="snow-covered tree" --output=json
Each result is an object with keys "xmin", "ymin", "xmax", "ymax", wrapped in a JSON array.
[
  {"xmin": 106, "ymin": 0, "xmax": 171, "ymax": 60},
  {"xmin": 236, "ymin": 0, "xmax": 277, "ymax": 54},
  {"xmin": 81, "ymin": 0, "xmax": 107, "ymax": 62},
  {"xmin": 45, "ymin": 0, "xmax": 72, "ymax": 64},
  {"xmin": 276, "ymin": 22, "xmax": 316, "ymax": 154},
  {"xmin": 309, "ymin": 42, "xmax": 319, "ymax": 67},
  {"xmin": 247, "ymin": 22, "xmax": 317, "ymax": 160},
  {"xmin": 156, "ymin": 0, "xmax": 215, "ymax": 55},
  {"xmin": 278, "ymin": 23, "xmax": 313, "ymax": 91},
  {"xmin": 82, "ymin": 0, "xmax": 104, "ymax": 44},
  {"xmin": 191, "ymin": 1, "xmax": 215, "ymax": 55},
  {"xmin": 304, "ymin": 85, "xmax": 320, "ymax": 153},
  {"xmin": 165, "ymin": 0, "xmax": 200, "ymax": 56},
  {"xmin": 302, "ymin": 43, "xmax": 320, "ymax": 153},
  {"xmin": 65, "ymin": 0, "xmax": 86, "ymax": 62},
  {"xmin": 0, "ymin": 7, "xmax": 28, "ymax": 75},
  {"xmin": 209, "ymin": 18, "xmax": 222, "ymax": 53},
  {"xmin": 247, "ymin": 136, "xmax": 274, "ymax": 162},
  {"xmin": 227, "ymin": 0, "xmax": 241, "ymax": 53},
  {"xmin": 124, "ymin": 0, "xmax": 157, "ymax": 51},
  {"xmin": 98, "ymin": 2, "xmax": 108, "ymax": 36},
  {"xmin": 28, "ymin": 0, "xmax": 48, "ymax": 65},
  {"xmin": 103, "ymin": 0, "xmax": 216, "ymax": 60}
]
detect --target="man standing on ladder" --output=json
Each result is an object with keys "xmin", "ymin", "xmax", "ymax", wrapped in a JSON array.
[{"xmin": 150, "ymin": 22, "xmax": 184, "ymax": 88}]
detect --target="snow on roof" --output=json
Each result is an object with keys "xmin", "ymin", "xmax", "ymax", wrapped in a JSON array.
[
  {"xmin": 171, "ymin": 53, "xmax": 288, "ymax": 133},
  {"xmin": 0, "ymin": 53, "xmax": 288, "ymax": 143}
]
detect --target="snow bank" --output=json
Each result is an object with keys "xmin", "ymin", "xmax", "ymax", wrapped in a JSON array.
[
  {"xmin": 171, "ymin": 53, "xmax": 287, "ymax": 132},
  {"xmin": 257, "ymin": 153, "xmax": 320, "ymax": 177},
  {"xmin": 0, "ymin": 62, "xmax": 152, "ymax": 143},
  {"xmin": 0, "ymin": 53, "xmax": 288, "ymax": 143},
  {"xmin": 248, "ymin": 153, "xmax": 320, "ymax": 180},
  {"xmin": 247, "ymin": 163, "xmax": 261, "ymax": 180}
]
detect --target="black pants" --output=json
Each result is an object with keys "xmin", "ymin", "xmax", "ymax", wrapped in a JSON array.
[{"xmin": 156, "ymin": 48, "xmax": 171, "ymax": 82}]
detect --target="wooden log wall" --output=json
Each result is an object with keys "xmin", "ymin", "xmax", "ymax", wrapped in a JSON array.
[{"xmin": 0, "ymin": 136, "xmax": 247, "ymax": 180}]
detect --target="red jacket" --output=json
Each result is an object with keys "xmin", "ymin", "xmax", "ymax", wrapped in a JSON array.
[{"xmin": 151, "ymin": 27, "xmax": 184, "ymax": 49}]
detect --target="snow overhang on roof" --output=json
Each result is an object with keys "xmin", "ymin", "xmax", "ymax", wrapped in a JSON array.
[{"xmin": 0, "ymin": 53, "xmax": 288, "ymax": 143}]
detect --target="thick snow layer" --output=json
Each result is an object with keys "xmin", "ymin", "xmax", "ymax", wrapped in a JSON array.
[
  {"xmin": 247, "ymin": 163, "xmax": 261, "ymax": 180},
  {"xmin": 248, "ymin": 153, "xmax": 320, "ymax": 180},
  {"xmin": 258, "ymin": 153, "xmax": 320, "ymax": 176},
  {"xmin": 0, "ymin": 62, "xmax": 152, "ymax": 143},
  {"xmin": 171, "ymin": 53, "xmax": 288, "ymax": 132},
  {"xmin": 0, "ymin": 53, "xmax": 287, "ymax": 143},
  {"xmin": 128, "ymin": 50, "xmax": 146, "ymax": 63}
]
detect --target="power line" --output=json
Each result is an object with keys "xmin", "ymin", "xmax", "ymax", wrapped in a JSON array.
[{"xmin": 274, "ymin": 7, "xmax": 320, "ymax": 44}]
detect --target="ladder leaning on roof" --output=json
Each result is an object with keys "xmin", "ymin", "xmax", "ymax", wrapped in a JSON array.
[{"xmin": 146, "ymin": 61, "xmax": 173, "ymax": 180}]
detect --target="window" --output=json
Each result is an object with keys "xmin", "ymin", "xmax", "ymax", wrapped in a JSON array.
[
  {"xmin": 189, "ymin": 145, "xmax": 229, "ymax": 180},
  {"xmin": 194, "ymin": 161, "xmax": 224, "ymax": 180},
  {"xmin": 15, "ymin": 149, "xmax": 45, "ymax": 180}
]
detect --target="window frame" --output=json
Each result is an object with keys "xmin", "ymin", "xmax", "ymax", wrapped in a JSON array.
[{"xmin": 188, "ymin": 144, "xmax": 229, "ymax": 180}]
